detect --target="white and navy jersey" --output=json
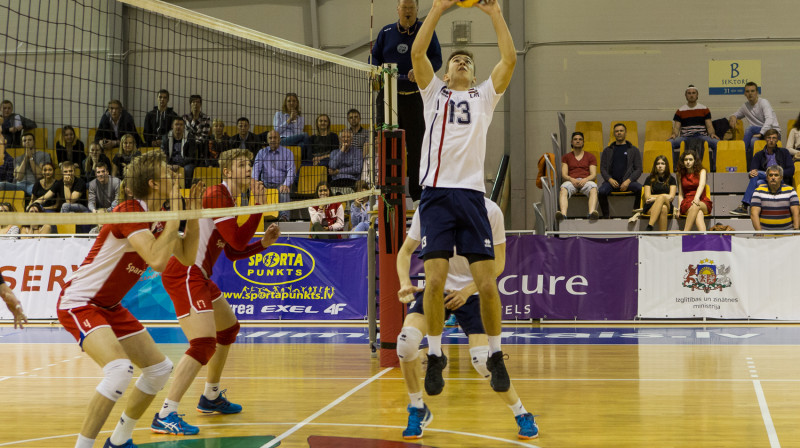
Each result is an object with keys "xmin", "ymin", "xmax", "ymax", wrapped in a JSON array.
[
  {"xmin": 408, "ymin": 198, "xmax": 505, "ymax": 291},
  {"xmin": 419, "ymin": 76, "xmax": 502, "ymax": 193}
]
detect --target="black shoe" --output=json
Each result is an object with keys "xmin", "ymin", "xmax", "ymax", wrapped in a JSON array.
[
  {"xmin": 424, "ymin": 353, "xmax": 447, "ymax": 396},
  {"xmin": 555, "ymin": 210, "xmax": 564, "ymax": 221},
  {"xmin": 486, "ymin": 351, "xmax": 511, "ymax": 392},
  {"xmin": 645, "ymin": 224, "xmax": 654, "ymax": 231},
  {"xmin": 730, "ymin": 205, "xmax": 748, "ymax": 216}
]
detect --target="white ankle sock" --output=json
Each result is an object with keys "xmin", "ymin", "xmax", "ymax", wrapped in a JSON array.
[
  {"xmin": 509, "ymin": 399, "xmax": 527, "ymax": 416},
  {"xmin": 409, "ymin": 391, "xmax": 424, "ymax": 409},
  {"xmin": 427, "ymin": 335, "xmax": 442, "ymax": 357},
  {"xmin": 159, "ymin": 399, "xmax": 180, "ymax": 418},
  {"xmin": 109, "ymin": 412, "xmax": 137, "ymax": 445},
  {"xmin": 75, "ymin": 434, "xmax": 94, "ymax": 448},
  {"xmin": 488, "ymin": 335, "xmax": 502, "ymax": 355},
  {"xmin": 204, "ymin": 382, "xmax": 221, "ymax": 400}
]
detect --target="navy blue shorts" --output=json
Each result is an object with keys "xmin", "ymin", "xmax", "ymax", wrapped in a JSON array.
[
  {"xmin": 407, "ymin": 291, "xmax": 485, "ymax": 336},
  {"xmin": 418, "ymin": 187, "xmax": 494, "ymax": 260}
]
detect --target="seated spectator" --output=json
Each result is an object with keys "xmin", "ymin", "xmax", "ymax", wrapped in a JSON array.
[
  {"xmin": 94, "ymin": 99, "xmax": 143, "ymax": 150},
  {"xmin": 229, "ymin": 117, "xmax": 261, "ymax": 152},
  {"xmin": 253, "ymin": 130, "xmax": 295, "ymax": 222},
  {"xmin": 329, "ymin": 129, "xmax": 363, "ymax": 191},
  {"xmin": 785, "ymin": 111, "xmax": 800, "ymax": 160},
  {"xmin": 182, "ymin": 94, "xmax": 211, "ymax": 146},
  {"xmin": 42, "ymin": 163, "xmax": 88, "ymax": 213},
  {"xmin": 1, "ymin": 100, "xmax": 23, "ymax": 147},
  {"xmin": 0, "ymin": 202, "xmax": 20, "ymax": 237},
  {"xmin": 750, "ymin": 165, "xmax": 800, "ymax": 231},
  {"xmin": 556, "ymin": 131, "xmax": 598, "ymax": 221},
  {"xmin": 55, "ymin": 125, "xmax": 86, "ymax": 170},
  {"xmin": 143, "ymin": 89, "xmax": 178, "ymax": 148},
  {"xmin": 29, "ymin": 162, "xmax": 59, "ymax": 212},
  {"xmin": 347, "ymin": 108, "xmax": 369, "ymax": 150},
  {"xmin": 308, "ymin": 114, "xmax": 339, "ymax": 167},
  {"xmin": 598, "ymin": 123, "xmax": 642, "ymax": 219},
  {"xmin": 161, "ymin": 117, "xmax": 203, "ymax": 188},
  {"xmin": 1, "ymin": 137, "xmax": 14, "ymax": 184},
  {"xmin": 350, "ymin": 180, "xmax": 371, "ymax": 237},
  {"xmin": 642, "ymin": 155, "xmax": 677, "ymax": 231},
  {"xmin": 668, "ymin": 85, "xmax": 719, "ymax": 171},
  {"xmin": 274, "ymin": 92, "xmax": 308, "ymax": 147},
  {"xmin": 677, "ymin": 149, "xmax": 711, "ymax": 232},
  {"xmin": 730, "ymin": 129, "xmax": 794, "ymax": 216},
  {"xmin": 207, "ymin": 118, "xmax": 231, "ymax": 167},
  {"xmin": 112, "ymin": 133, "xmax": 141, "ymax": 179},
  {"xmin": 19, "ymin": 202, "xmax": 53, "ymax": 235},
  {"xmin": 728, "ymin": 82, "xmax": 780, "ymax": 170},
  {"xmin": 84, "ymin": 142, "xmax": 112, "ymax": 183},
  {"xmin": 88, "ymin": 162, "xmax": 120, "ymax": 213},
  {"xmin": 309, "ymin": 181, "xmax": 343, "ymax": 239},
  {"xmin": 0, "ymin": 132, "xmax": 51, "ymax": 195}
]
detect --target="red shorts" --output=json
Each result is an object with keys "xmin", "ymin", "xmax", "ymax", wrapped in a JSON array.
[
  {"xmin": 58, "ymin": 303, "xmax": 145, "ymax": 346},
  {"xmin": 161, "ymin": 265, "xmax": 223, "ymax": 318}
]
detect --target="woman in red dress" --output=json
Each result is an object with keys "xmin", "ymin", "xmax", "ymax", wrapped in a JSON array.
[{"xmin": 677, "ymin": 148, "xmax": 712, "ymax": 231}]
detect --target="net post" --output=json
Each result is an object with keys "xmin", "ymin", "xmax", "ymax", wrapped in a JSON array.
[
  {"xmin": 367, "ymin": 219, "xmax": 378, "ymax": 358},
  {"xmin": 382, "ymin": 63, "xmax": 398, "ymax": 129},
  {"xmin": 378, "ymin": 129, "xmax": 406, "ymax": 367}
]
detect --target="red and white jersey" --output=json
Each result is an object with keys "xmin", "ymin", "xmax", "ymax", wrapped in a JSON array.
[
  {"xmin": 59, "ymin": 200, "xmax": 164, "ymax": 309},
  {"xmin": 419, "ymin": 76, "xmax": 502, "ymax": 193},
  {"xmin": 162, "ymin": 181, "xmax": 263, "ymax": 280}
]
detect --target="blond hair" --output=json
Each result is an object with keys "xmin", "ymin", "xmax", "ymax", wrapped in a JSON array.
[
  {"xmin": 219, "ymin": 148, "xmax": 252, "ymax": 179},
  {"xmin": 124, "ymin": 150, "xmax": 166, "ymax": 199}
]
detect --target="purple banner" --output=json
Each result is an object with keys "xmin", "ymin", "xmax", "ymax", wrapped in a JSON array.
[{"xmin": 408, "ymin": 235, "xmax": 638, "ymax": 320}]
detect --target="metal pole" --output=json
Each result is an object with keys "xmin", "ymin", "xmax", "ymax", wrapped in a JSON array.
[{"xmin": 367, "ymin": 219, "xmax": 377, "ymax": 357}]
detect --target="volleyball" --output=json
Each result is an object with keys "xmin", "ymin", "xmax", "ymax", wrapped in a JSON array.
[{"xmin": 457, "ymin": 0, "xmax": 481, "ymax": 7}]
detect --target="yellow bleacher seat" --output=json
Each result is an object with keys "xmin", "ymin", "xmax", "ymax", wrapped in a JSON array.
[
  {"xmin": 574, "ymin": 121, "xmax": 602, "ymax": 145},
  {"xmin": 56, "ymin": 224, "xmax": 76, "ymax": 235},
  {"xmin": 287, "ymin": 146, "xmax": 302, "ymax": 170},
  {"xmin": 794, "ymin": 161, "xmax": 800, "ymax": 188},
  {"xmin": 88, "ymin": 128, "xmax": 97, "ymax": 145},
  {"xmin": 730, "ymin": 121, "xmax": 744, "ymax": 140},
  {"xmin": 253, "ymin": 125, "xmax": 273, "ymax": 135},
  {"xmin": 330, "ymin": 124, "xmax": 345, "ymax": 134},
  {"xmin": 716, "ymin": 140, "xmax": 747, "ymax": 173},
  {"xmin": 643, "ymin": 141, "xmax": 673, "ymax": 172},
  {"xmin": 31, "ymin": 128, "xmax": 48, "ymax": 149},
  {"xmin": 224, "ymin": 125, "xmax": 238, "ymax": 137},
  {"xmin": 645, "ymin": 121, "xmax": 673, "ymax": 143},
  {"xmin": 135, "ymin": 127, "xmax": 144, "ymax": 142},
  {"xmin": 788, "ymin": 120, "xmax": 796, "ymax": 133},
  {"xmin": 6, "ymin": 147, "xmax": 24, "ymax": 158},
  {"xmin": 582, "ymin": 141, "xmax": 602, "ymax": 165},
  {"xmin": 0, "ymin": 190, "xmax": 25, "ymax": 213},
  {"xmin": 303, "ymin": 124, "xmax": 313, "ymax": 135},
  {"xmin": 140, "ymin": 146, "xmax": 160, "ymax": 154},
  {"xmin": 753, "ymin": 139, "xmax": 782, "ymax": 154},
  {"xmin": 678, "ymin": 141, "xmax": 710, "ymax": 172},
  {"xmin": 194, "ymin": 166, "xmax": 221, "ymax": 185},
  {"xmin": 608, "ymin": 121, "xmax": 638, "ymax": 147},
  {"xmin": 55, "ymin": 127, "xmax": 81, "ymax": 146},
  {"xmin": 297, "ymin": 166, "xmax": 327, "ymax": 196}
]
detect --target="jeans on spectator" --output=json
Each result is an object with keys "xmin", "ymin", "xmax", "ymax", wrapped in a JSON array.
[
  {"xmin": 61, "ymin": 203, "xmax": 90, "ymax": 213},
  {"xmin": 0, "ymin": 180, "xmax": 34, "ymax": 195},
  {"xmin": 669, "ymin": 136, "xmax": 718, "ymax": 172},
  {"xmin": 350, "ymin": 221, "xmax": 370, "ymax": 238},
  {"xmin": 598, "ymin": 181, "xmax": 643, "ymax": 218},
  {"xmin": 742, "ymin": 171, "xmax": 766, "ymax": 206},
  {"xmin": 183, "ymin": 164, "xmax": 195, "ymax": 188},
  {"xmin": 264, "ymin": 182, "xmax": 291, "ymax": 221}
]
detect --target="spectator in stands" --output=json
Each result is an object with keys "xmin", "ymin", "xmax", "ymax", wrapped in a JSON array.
[
  {"xmin": 19, "ymin": 202, "xmax": 53, "ymax": 235},
  {"xmin": 55, "ymin": 125, "xmax": 86, "ymax": 170},
  {"xmin": 207, "ymin": 118, "xmax": 230, "ymax": 167},
  {"xmin": 161, "ymin": 117, "xmax": 203, "ymax": 188},
  {"xmin": 728, "ymin": 82, "xmax": 780, "ymax": 170},
  {"xmin": 785, "ymin": 112, "xmax": 800, "ymax": 160},
  {"xmin": 230, "ymin": 117, "xmax": 261, "ymax": 153},
  {"xmin": 677, "ymin": 149, "xmax": 711, "ymax": 232},
  {"xmin": 274, "ymin": 92, "xmax": 308, "ymax": 147},
  {"xmin": 309, "ymin": 181, "xmax": 343, "ymax": 239},
  {"xmin": 112, "ymin": 133, "xmax": 141, "ymax": 179},
  {"xmin": 642, "ymin": 155, "xmax": 676, "ymax": 231},
  {"xmin": 183, "ymin": 94, "xmax": 211, "ymax": 145},
  {"xmin": 730, "ymin": 129, "xmax": 794, "ymax": 216},
  {"xmin": 95, "ymin": 99, "xmax": 143, "ymax": 150},
  {"xmin": 668, "ymin": 85, "xmax": 719, "ymax": 171},
  {"xmin": 557, "ymin": 131, "xmax": 598, "ymax": 221},
  {"xmin": 308, "ymin": 114, "xmax": 339, "ymax": 167},
  {"xmin": 252, "ymin": 130, "xmax": 295, "ymax": 222},
  {"xmin": 598, "ymin": 123, "xmax": 642, "ymax": 219},
  {"xmin": 347, "ymin": 108, "xmax": 369, "ymax": 150},
  {"xmin": 350, "ymin": 180, "xmax": 371, "ymax": 236},
  {"xmin": 143, "ymin": 89, "xmax": 178, "ymax": 148},
  {"xmin": 46, "ymin": 163, "xmax": 88, "ymax": 213},
  {"xmin": 749, "ymin": 165, "xmax": 800, "ymax": 231},
  {"xmin": 0, "ymin": 132, "xmax": 50, "ymax": 195},
  {"xmin": 88, "ymin": 162, "xmax": 120, "ymax": 213},
  {"xmin": 329, "ymin": 129, "xmax": 363, "ymax": 191},
  {"xmin": 1, "ymin": 100, "xmax": 23, "ymax": 147},
  {"xmin": 84, "ymin": 142, "xmax": 112, "ymax": 183},
  {"xmin": 1, "ymin": 137, "xmax": 13, "ymax": 183},
  {"xmin": 0, "ymin": 202, "xmax": 20, "ymax": 237},
  {"xmin": 29, "ymin": 162, "xmax": 59, "ymax": 212}
]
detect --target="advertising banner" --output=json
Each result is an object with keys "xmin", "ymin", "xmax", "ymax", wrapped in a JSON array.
[{"xmin": 708, "ymin": 60, "xmax": 761, "ymax": 95}]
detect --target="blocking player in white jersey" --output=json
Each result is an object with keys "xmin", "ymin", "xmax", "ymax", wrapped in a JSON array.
[
  {"xmin": 410, "ymin": 0, "xmax": 516, "ymax": 397},
  {"xmin": 153, "ymin": 149, "xmax": 281, "ymax": 435},
  {"xmin": 57, "ymin": 150, "xmax": 204, "ymax": 448},
  {"xmin": 396, "ymin": 198, "xmax": 538, "ymax": 440}
]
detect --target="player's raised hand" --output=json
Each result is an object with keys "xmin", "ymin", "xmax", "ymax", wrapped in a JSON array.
[
  {"xmin": 398, "ymin": 284, "xmax": 424, "ymax": 303},
  {"xmin": 186, "ymin": 180, "xmax": 206, "ymax": 210},
  {"xmin": 476, "ymin": 0, "xmax": 501, "ymax": 15},
  {"xmin": 1, "ymin": 285, "xmax": 27, "ymax": 329},
  {"xmin": 261, "ymin": 223, "xmax": 281, "ymax": 248},
  {"xmin": 252, "ymin": 180, "xmax": 267, "ymax": 205},
  {"xmin": 169, "ymin": 175, "xmax": 183, "ymax": 212},
  {"xmin": 433, "ymin": 0, "xmax": 459, "ymax": 12}
]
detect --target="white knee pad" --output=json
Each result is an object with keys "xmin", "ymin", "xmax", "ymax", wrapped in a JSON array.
[
  {"xmin": 96, "ymin": 359, "xmax": 134, "ymax": 402},
  {"xmin": 470, "ymin": 345, "xmax": 490, "ymax": 378},
  {"xmin": 135, "ymin": 357, "xmax": 173, "ymax": 395},
  {"xmin": 397, "ymin": 326, "xmax": 423, "ymax": 362}
]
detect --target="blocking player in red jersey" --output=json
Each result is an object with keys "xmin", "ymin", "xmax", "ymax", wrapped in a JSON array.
[
  {"xmin": 153, "ymin": 148, "xmax": 280, "ymax": 435},
  {"xmin": 57, "ymin": 150, "xmax": 204, "ymax": 448}
]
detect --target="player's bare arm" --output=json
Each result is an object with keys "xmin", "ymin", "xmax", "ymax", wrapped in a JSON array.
[
  {"xmin": 0, "ymin": 283, "xmax": 27, "ymax": 329},
  {"xmin": 445, "ymin": 242, "xmax": 506, "ymax": 310},
  {"xmin": 128, "ymin": 181, "xmax": 186, "ymax": 272},
  {"xmin": 478, "ymin": 0, "xmax": 516, "ymax": 93},
  {"xmin": 171, "ymin": 180, "xmax": 206, "ymax": 266},
  {"xmin": 411, "ymin": 0, "xmax": 456, "ymax": 90},
  {"xmin": 397, "ymin": 235, "xmax": 424, "ymax": 303}
]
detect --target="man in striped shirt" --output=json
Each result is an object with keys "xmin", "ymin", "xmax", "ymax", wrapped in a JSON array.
[
  {"xmin": 668, "ymin": 85, "xmax": 719, "ymax": 171},
  {"xmin": 749, "ymin": 165, "xmax": 800, "ymax": 231}
]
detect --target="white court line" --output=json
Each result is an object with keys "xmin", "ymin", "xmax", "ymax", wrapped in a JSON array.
[
  {"xmin": 0, "ymin": 377, "xmax": 9, "ymax": 383},
  {"xmin": 7, "ymin": 375, "xmax": 800, "ymax": 382},
  {"xmin": 753, "ymin": 380, "xmax": 781, "ymax": 447},
  {"xmin": 260, "ymin": 367, "xmax": 394, "ymax": 448}
]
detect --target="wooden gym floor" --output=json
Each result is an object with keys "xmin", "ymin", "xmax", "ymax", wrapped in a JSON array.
[{"xmin": 0, "ymin": 324, "xmax": 798, "ymax": 447}]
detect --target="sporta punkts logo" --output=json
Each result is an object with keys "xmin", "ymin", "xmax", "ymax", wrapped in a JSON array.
[{"xmin": 234, "ymin": 243, "xmax": 315, "ymax": 286}]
